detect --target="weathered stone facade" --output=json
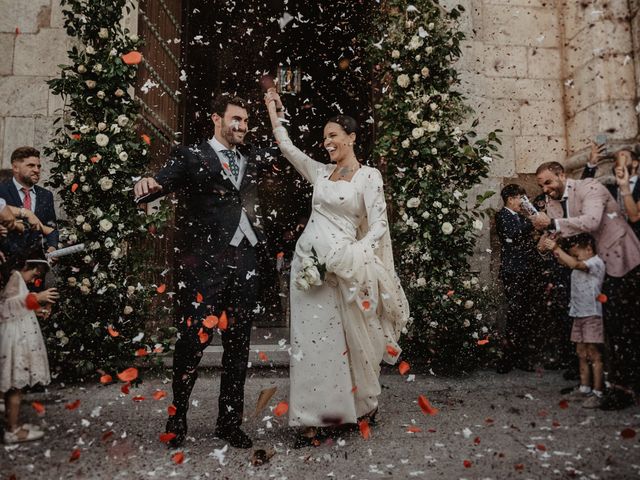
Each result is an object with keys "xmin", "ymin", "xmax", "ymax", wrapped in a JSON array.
[{"xmin": 0, "ymin": 0, "xmax": 638, "ymax": 279}]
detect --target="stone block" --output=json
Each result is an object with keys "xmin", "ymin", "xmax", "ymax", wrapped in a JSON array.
[
  {"xmin": 488, "ymin": 134, "xmax": 516, "ymax": 178},
  {"xmin": 520, "ymin": 100, "xmax": 565, "ymax": 136},
  {"xmin": 0, "ymin": 0, "xmax": 51, "ymax": 34},
  {"xmin": 566, "ymin": 101, "xmax": 639, "ymax": 154},
  {"xmin": 483, "ymin": 0, "xmax": 555, "ymax": 6},
  {"xmin": 564, "ymin": 55, "xmax": 637, "ymax": 118},
  {"xmin": 2, "ymin": 117, "xmax": 35, "ymax": 168},
  {"xmin": 483, "ymin": 4, "xmax": 560, "ymax": 48},
  {"xmin": 0, "ymin": 33, "xmax": 14, "ymax": 75},
  {"xmin": 48, "ymin": 91, "xmax": 64, "ymax": 117},
  {"xmin": 561, "ymin": 0, "xmax": 631, "ymax": 42},
  {"xmin": 563, "ymin": 19, "xmax": 634, "ymax": 75},
  {"xmin": 34, "ymin": 116, "xmax": 56, "ymax": 179},
  {"xmin": 0, "ymin": 76, "xmax": 49, "ymax": 116},
  {"xmin": 14, "ymin": 28, "xmax": 72, "ymax": 77},
  {"xmin": 0, "ymin": 118, "xmax": 4, "ymax": 168},
  {"xmin": 440, "ymin": 0, "xmax": 475, "ymax": 36},
  {"xmin": 482, "ymin": 44, "xmax": 528, "ymax": 77},
  {"xmin": 50, "ymin": 1, "xmax": 66, "ymax": 29},
  {"xmin": 471, "ymin": 97, "xmax": 522, "ymax": 135},
  {"xmin": 515, "ymin": 135, "xmax": 567, "ymax": 173},
  {"xmin": 527, "ymin": 47, "xmax": 561, "ymax": 78}
]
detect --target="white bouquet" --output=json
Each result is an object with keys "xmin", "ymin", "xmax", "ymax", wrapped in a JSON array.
[{"xmin": 294, "ymin": 248, "xmax": 325, "ymax": 291}]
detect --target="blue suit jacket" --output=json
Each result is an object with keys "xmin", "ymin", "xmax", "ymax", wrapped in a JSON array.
[
  {"xmin": 495, "ymin": 207, "xmax": 536, "ymax": 280},
  {"xmin": 0, "ymin": 180, "xmax": 59, "ymax": 255}
]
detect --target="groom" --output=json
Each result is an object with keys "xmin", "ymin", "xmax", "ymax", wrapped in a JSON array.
[{"xmin": 134, "ymin": 94, "xmax": 282, "ymax": 448}]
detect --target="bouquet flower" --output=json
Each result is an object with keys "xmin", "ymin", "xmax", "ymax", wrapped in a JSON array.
[{"xmin": 295, "ymin": 248, "xmax": 326, "ymax": 291}]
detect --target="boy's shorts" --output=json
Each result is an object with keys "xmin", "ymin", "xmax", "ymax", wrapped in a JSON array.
[{"xmin": 570, "ymin": 315, "xmax": 604, "ymax": 344}]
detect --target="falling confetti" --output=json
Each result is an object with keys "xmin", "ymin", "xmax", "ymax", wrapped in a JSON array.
[
  {"xmin": 418, "ymin": 395, "xmax": 439, "ymax": 415},
  {"xmin": 274, "ymin": 401, "xmax": 289, "ymax": 417}
]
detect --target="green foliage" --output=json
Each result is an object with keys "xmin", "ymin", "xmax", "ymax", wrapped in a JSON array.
[
  {"xmin": 43, "ymin": 0, "xmax": 171, "ymax": 381},
  {"xmin": 367, "ymin": 1, "xmax": 502, "ymax": 373}
]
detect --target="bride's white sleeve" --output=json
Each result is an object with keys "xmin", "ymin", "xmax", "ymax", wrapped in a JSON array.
[
  {"xmin": 358, "ymin": 168, "xmax": 388, "ymax": 249},
  {"xmin": 272, "ymin": 126, "xmax": 324, "ymax": 184}
]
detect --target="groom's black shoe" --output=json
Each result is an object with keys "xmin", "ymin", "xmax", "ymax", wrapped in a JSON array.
[
  {"xmin": 166, "ymin": 415, "xmax": 187, "ymax": 448},
  {"xmin": 214, "ymin": 427, "xmax": 253, "ymax": 449}
]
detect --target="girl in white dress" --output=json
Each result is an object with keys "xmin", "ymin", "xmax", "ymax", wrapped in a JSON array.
[
  {"xmin": 264, "ymin": 90, "xmax": 409, "ymax": 446},
  {"xmin": 0, "ymin": 257, "xmax": 58, "ymax": 443}
]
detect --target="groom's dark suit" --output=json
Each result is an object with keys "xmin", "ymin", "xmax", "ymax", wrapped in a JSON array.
[{"xmin": 153, "ymin": 139, "xmax": 275, "ymax": 433}]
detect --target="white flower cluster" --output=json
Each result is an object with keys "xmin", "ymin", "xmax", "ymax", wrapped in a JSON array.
[{"xmin": 294, "ymin": 256, "xmax": 323, "ymax": 291}]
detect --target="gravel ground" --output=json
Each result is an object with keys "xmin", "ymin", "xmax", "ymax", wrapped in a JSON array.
[{"xmin": 2, "ymin": 368, "xmax": 639, "ymax": 479}]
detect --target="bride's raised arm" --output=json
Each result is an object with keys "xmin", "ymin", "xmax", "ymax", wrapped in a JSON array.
[{"xmin": 265, "ymin": 90, "xmax": 325, "ymax": 184}]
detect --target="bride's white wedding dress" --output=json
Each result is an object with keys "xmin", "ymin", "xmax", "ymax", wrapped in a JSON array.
[{"xmin": 273, "ymin": 126, "xmax": 409, "ymax": 427}]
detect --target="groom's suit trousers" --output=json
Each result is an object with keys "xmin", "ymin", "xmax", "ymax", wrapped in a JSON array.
[{"xmin": 171, "ymin": 238, "xmax": 258, "ymax": 430}]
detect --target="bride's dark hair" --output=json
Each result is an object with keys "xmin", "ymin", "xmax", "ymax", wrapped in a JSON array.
[{"xmin": 326, "ymin": 115, "xmax": 359, "ymax": 136}]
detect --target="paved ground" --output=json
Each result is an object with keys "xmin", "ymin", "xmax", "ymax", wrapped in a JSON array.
[{"xmin": 2, "ymin": 368, "xmax": 639, "ymax": 479}]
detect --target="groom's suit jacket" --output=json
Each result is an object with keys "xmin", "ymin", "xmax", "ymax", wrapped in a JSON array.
[
  {"xmin": 152, "ymin": 140, "xmax": 277, "ymax": 293},
  {"xmin": 547, "ymin": 178, "xmax": 640, "ymax": 278}
]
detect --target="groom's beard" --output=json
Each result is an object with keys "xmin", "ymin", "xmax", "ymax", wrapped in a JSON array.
[{"xmin": 221, "ymin": 120, "xmax": 246, "ymax": 146}]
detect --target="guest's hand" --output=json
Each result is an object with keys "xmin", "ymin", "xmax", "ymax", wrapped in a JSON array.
[
  {"xmin": 22, "ymin": 210, "xmax": 44, "ymax": 231},
  {"xmin": 0, "ymin": 224, "xmax": 7, "ymax": 237},
  {"xmin": 36, "ymin": 288, "xmax": 59, "ymax": 305},
  {"xmin": 542, "ymin": 237, "xmax": 557, "ymax": 252},
  {"xmin": 46, "ymin": 246, "xmax": 58, "ymax": 264},
  {"xmin": 264, "ymin": 88, "xmax": 283, "ymax": 112},
  {"xmin": 531, "ymin": 212, "xmax": 552, "ymax": 230},
  {"xmin": 588, "ymin": 140, "xmax": 606, "ymax": 166},
  {"xmin": 615, "ymin": 165, "xmax": 631, "ymax": 192},
  {"xmin": 134, "ymin": 177, "xmax": 162, "ymax": 198}
]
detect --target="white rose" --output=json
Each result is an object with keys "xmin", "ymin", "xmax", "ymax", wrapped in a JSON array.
[
  {"xmin": 99, "ymin": 177, "xmax": 113, "ymax": 191},
  {"xmin": 433, "ymin": 201, "xmax": 442, "ymax": 208},
  {"xmin": 471, "ymin": 276, "xmax": 479, "ymax": 285},
  {"xmin": 93, "ymin": 207, "xmax": 103, "ymax": 218},
  {"xmin": 441, "ymin": 222, "xmax": 454, "ymax": 235},
  {"xmin": 85, "ymin": 80, "xmax": 96, "ymax": 89},
  {"xmin": 82, "ymin": 223, "xmax": 92, "ymax": 232},
  {"xmin": 129, "ymin": 34, "xmax": 139, "ymax": 42},
  {"xmin": 464, "ymin": 300, "xmax": 474, "ymax": 309},
  {"xmin": 391, "ymin": 49, "xmax": 400, "ymax": 58},
  {"xmin": 93, "ymin": 63, "xmax": 103, "ymax": 73},
  {"xmin": 77, "ymin": 64, "xmax": 87, "ymax": 74},
  {"xmin": 75, "ymin": 215, "xmax": 85, "ymax": 224},
  {"xmin": 117, "ymin": 114, "xmax": 129, "ymax": 127},
  {"xmin": 80, "ymin": 285, "xmax": 90, "ymax": 295},
  {"xmin": 83, "ymin": 255, "xmax": 92, "ymax": 264},
  {"xmin": 82, "ymin": 185, "xmax": 91, "ymax": 192},
  {"xmin": 81, "ymin": 278, "xmax": 91, "ymax": 287},
  {"xmin": 95, "ymin": 133, "xmax": 109, "ymax": 147},
  {"xmin": 425, "ymin": 121, "xmax": 440, "ymax": 133},
  {"xmin": 99, "ymin": 219, "xmax": 113, "ymax": 232},
  {"xmin": 463, "ymin": 319, "xmax": 471, "ymax": 328},
  {"xmin": 110, "ymin": 124, "xmax": 121, "ymax": 134},
  {"xmin": 473, "ymin": 219, "xmax": 484, "ymax": 230},
  {"xmin": 127, "ymin": 286, "xmax": 135, "ymax": 296},
  {"xmin": 463, "ymin": 280, "xmax": 471, "ymax": 289},
  {"xmin": 111, "ymin": 247, "xmax": 122, "ymax": 259},
  {"xmin": 401, "ymin": 139, "xmax": 410, "ymax": 148},
  {"xmin": 411, "ymin": 150, "xmax": 419, "ymax": 157},
  {"xmin": 114, "ymin": 88, "xmax": 124, "ymax": 97},
  {"xmin": 416, "ymin": 277, "xmax": 426, "ymax": 287},
  {"xmin": 97, "ymin": 122, "xmax": 107, "ymax": 131},
  {"xmin": 407, "ymin": 111, "xmax": 420, "ymax": 124},
  {"xmin": 123, "ymin": 305, "xmax": 133, "ymax": 315},
  {"xmin": 118, "ymin": 151, "xmax": 128, "ymax": 161},
  {"xmin": 396, "ymin": 74, "xmax": 410, "ymax": 88},
  {"xmin": 482, "ymin": 156, "xmax": 493, "ymax": 164},
  {"xmin": 104, "ymin": 237, "xmax": 114, "ymax": 248},
  {"xmin": 441, "ymin": 208, "xmax": 449, "ymax": 214},
  {"xmin": 421, "ymin": 67, "xmax": 430, "ymax": 77},
  {"xmin": 407, "ymin": 35, "xmax": 423, "ymax": 50},
  {"xmin": 411, "ymin": 127, "xmax": 425, "ymax": 139},
  {"xmin": 98, "ymin": 28, "xmax": 109, "ymax": 39},
  {"xmin": 431, "ymin": 148, "xmax": 438, "ymax": 154},
  {"xmin": 421, "ymin": 211, "xmax": 430, "ymax": 219},
  {"xmin": 68, "ymin": 234, "xmax": 78, "ymax": 243},
  {"xmin": 96, "ymin": 90, "xmax": 105, "ymax": 99},
  {"xmin": 56, "ymin": 330, "xmax": 65, "ymax": 339},
  {"xmin": 59, "ymin": 148, "xmax": 71, "ymax": 158},
  {"xmin": 109, "ymin": 48, "xmax": 118, "ymax": 57},
  {"xmin": 406, "ymin": 197, "xmax": 421, "ymax": 208},
  {"xmin": 85, "ymin": 45, "xmax": 95, "ymax": 55},
  {"xmin": 304, "ymin": 266, "xmax": 322, "ymax": 286},
  {"xmin": 79, "ymin": 125, "xmax": 90, "ymax": 134},
  {"xmin": 428, "ymin": 22, "xmax": 435, "ymax": 30},
  {"xmin": 301, "ymin": 257, "xmax": 314, "ymax": 269},
  {"xmin": 68, "ymin": 277, "xmax": 77, "ymax": 287},
  {"xmin": 430, "ymin": 103, "xmax": 438, "ymax": 111}
]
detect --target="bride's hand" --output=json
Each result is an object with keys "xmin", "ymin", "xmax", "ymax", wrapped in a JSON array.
[{"xmin": 264, "ymin": 89, "xmax": 282, "ymax": 113}]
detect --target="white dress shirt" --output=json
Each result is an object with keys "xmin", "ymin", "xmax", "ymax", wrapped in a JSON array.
[
  {"xmin": 13, "ymin": 177, "xmax": 37, "ymax": 211},
  {"xmin": 207, "ymin": 136, "xmax": 258, "ymax": 247}
]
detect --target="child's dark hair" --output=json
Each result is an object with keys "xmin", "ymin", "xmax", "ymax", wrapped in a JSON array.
[
  {"xmin": 564, "ymin": 233, "xmax": 596, "ymax": 251},
  {"xmin": 500, "ymin": 183, "xmax": 525, "ymax": 203}
]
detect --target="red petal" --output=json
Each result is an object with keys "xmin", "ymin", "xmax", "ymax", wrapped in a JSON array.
[
  {"xmin": 477, "ymin": 338, "xmax": 489, "ymax": 345},
  {"xmin": 122, "ymin": 51, "xmax": 143, "ymax": 65},
  {"xmin": 386, "ymin": 345, "xmax": 399, "ymax": 357},
  {"xmin": 168, "ymin": 404, "xmax": 177, "ymax": 416},
  {"xmin": 71, "ymin": 183, "xmax": 79, "ymax": 192},
  {"xmin": 107, "ymin": 325, "xmax": 119, "ymax": 337},
  {"xmin": 32, "ymin": 401, "xmax": 45, "ymax": 415},
  {"xmin": 274, "ymin": 401, "xmax": 289, "ymax": 417},
  {"xmin": 65, "ymin": 399, "xmax": 81, "ymax": 410},
  {"xmin": 69, "ymin": 449, "xmax": 81, "ymax": 462},
  {"xmin": 121, "ymin": 383, "xmax": 130, "ymax": 395},
  {"xmin": 196, "ymin": 292, "xmax": 204, "ymax": 303},
  {"xmin": 463, "ymin": 460, "xmax": 472, "ymax": 468},
  {"xmin": 100, "ymin": 374, "xmax": 113, "ymax": 384},
  {"xmin": 132, "ymin": 395, "xmax": 145, "ymax": 402},
  {"xmin": 117, "ymin": 367, "xmax": 138, "ymax": 382},
  {"xmin": 473, "ymin": 436, "xmax": 481, "ymax": 445},
  {"xmin": 398, "ymin": 361, "xmax": 410, "ymax": 375},
  {"xmin": 198, "ymin": 328, "xmax": 209, "ymax": 344},
  {"xmin": 514, "ymin": 463, "xmax": 524, "ymax": 471},
  {"xmin": 596, "ymin": 293, "xmax": 608, "ymax": 303},
  {"xmin": 621, "ymin": 428, "xmax": 636, "ymax": 439},
  {"xmin": 258, "ymin": 351, "xmax": 268, "ymax": 362},
  {"xmin": 153, "ymin": 390, "xmax": 167, "ymax": 400},
  {"xmin": 362, "ymin": 299, "xmax": 371, "ymax": 310},
  {"xmin": 351, "ymin": 386, "xmax": 358, "ymax": 393},
  {"xmin": 406, "ymin": 426, "xmax": 421, "ymax": 433},
  {"xmin": 160, "ymin": 432, "xmax": 176, "ymax": 443},
  {"xmin": 171, "ymin": 451, "xmax": 184, "ymax": 464},
  {"xmin": 558, "ymin": 399, "xmax": 569, "ymax": 409},
  {"xmin": 101, "ymin": 431, "xmax": 114, "ymax": 441},
  {"xmin": 156, "ymin": 284, "xmax": 166, "ymax": 294},
  {"xmin": 135, "ymin": 348, "xmax": 148, "ymax": 357},
  {"xmin": 141, "ymin": 134, "xmax": 151, "ymax": 145},
  {"xmin": 25, "ymin": 293, "xmax": 40, "ymax": 311},
  {"xmin": 359, "ymin": 420, "xmax": 370, "ymax": 440},
  {"xmin": 203, "ymin": 315, "xmax": 218, "ymax": 329},
  {"xmin": 418, "ymin": 395, "xmax": 439, "ymax": 415},
  {"xmin": 536, "ymin": 444, "xmax": 546, "ymax": 451},
  {"xmin": 218, "ymin": 311, "xmax": 228, "ymax": 330}
]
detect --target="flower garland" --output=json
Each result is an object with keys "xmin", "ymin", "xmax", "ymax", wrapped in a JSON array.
[
  {"xmin": 43, "ymin": 0, "xmax": 169, "ymax": 380},
  {"xmin": 368, "ymin": 1, "xmax": 502, "ymax": 372}
]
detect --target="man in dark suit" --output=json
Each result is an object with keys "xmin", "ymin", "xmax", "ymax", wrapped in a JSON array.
[
  {"xmin": 495, "ymin": 184, "xmax": 538, "ymax": 373},
  {"xmin": 134, "ymin": 94, "xmax": 281, "ymax": 448},
  {"xmin": 0, "ymin": 146, "xmax": 59, "ymax": 257}
]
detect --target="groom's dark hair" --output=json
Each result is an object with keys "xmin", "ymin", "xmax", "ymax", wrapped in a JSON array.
[{"xmin": 211, "ymin": 93, "xmax": 249, "ymax": 117}]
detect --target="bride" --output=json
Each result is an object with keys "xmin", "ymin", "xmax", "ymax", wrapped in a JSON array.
[{"xmin": 264, "ymin": 90, "xmax": 409, "ymax": 446}]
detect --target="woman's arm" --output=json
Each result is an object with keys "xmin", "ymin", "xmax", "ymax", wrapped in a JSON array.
[
  {"xmin": 615, "ymin": 166, "xmax": 640, "ymax": 222},
  {"xmin": 359, "ymin": 168, "xmax": 388, "ymax": 249},
  {"xmin": 265, "ymin": 89, "xmax": 325, "ymax": 184}
]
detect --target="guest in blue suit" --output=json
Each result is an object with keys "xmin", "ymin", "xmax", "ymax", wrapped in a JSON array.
[{"xmin": 0, "ymin": 147, "xmax": 58, "ymax": 258}]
